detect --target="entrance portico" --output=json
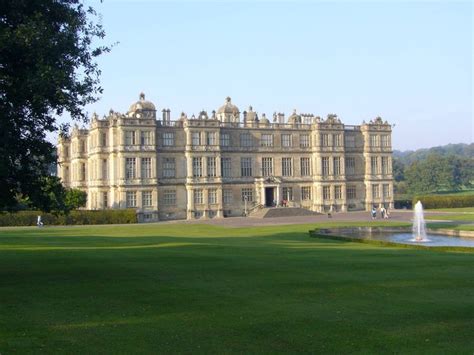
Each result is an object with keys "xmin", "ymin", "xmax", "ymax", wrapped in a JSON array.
[{"xmin": 256, "ymin": 177, "xmax": 281, "ymax": 207}]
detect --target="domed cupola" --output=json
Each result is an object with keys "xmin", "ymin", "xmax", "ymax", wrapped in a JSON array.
[
  {"xmin": 217, "ymin": 96, "xmax": 240, "ymax": 123},
  {"xmin": 128, "ymin": 92, "xmax": 156, "ymax": 118},
  {"xmin": 288, "ymin": 109, "xmax": 302, "ymax": 125}
]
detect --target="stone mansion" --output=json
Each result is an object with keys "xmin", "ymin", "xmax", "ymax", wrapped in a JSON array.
[{"xmin": 57, "ymin": 93, "xmax": 394, "ymax": 221}]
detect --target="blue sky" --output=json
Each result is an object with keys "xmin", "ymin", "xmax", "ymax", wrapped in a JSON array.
[{"xmin": 71, "ymin": 0, "xmax": 472, "ymax": 150}]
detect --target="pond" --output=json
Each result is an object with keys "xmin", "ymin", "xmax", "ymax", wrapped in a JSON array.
[{"xmin": 338, "ymin": 230, "xmax": 474, "ymax": 248}]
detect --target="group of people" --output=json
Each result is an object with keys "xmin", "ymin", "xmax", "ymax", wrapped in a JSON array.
[{"xmin": 371, "ymin": 206, "xmax": 390, "ymax": 220}]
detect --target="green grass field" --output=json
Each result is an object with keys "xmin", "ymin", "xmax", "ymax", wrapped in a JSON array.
[{"xmin": 1, "ymin": 222, "xmax": 474, "ymax": 353}]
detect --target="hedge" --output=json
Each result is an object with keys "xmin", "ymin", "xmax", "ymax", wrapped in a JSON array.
[
  {"xmin": 0, "ymin": 209, "xmax": 138, "ymax": 227},
  {"xmin": 413, "ymin": 194, "xmax": 474, "ymax": 209}
]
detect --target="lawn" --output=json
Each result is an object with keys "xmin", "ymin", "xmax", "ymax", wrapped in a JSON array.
[{"xmin": 1, "ymin": 222, "xmax": 474, "ymax": 354}]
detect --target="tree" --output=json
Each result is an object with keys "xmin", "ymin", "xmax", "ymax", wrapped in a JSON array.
[
  {"xmin": 26, "ymin": 176, "xmax": 68, "ymax": 215},
  {"xmin": 0, "ymin": 1, "xmax": 110, "ymax": 209},
  {"xmin": 65, "ymin": 188, "xmax": 87, "ymax": 210},
  {"xmin": 405, "ymin": 154, "xmax": 474, "ymax": 194}
]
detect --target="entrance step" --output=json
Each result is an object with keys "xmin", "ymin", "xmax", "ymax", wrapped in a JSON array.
[{"xmin": 250, "ymin": 207, "xmax": 320, "ymax": 219}]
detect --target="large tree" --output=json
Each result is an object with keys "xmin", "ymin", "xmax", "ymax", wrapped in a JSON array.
[{"xmin": 0, "ymin": 0, "xmax": 109, "ymax": 209}]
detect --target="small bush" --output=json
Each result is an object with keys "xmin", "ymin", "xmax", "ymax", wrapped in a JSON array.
[
  {"xmin": 413, "ymin": 194, "xmax": 474, "ymax": 209},
  {"xmin": 0, "ymin": 209, "xmax": 138, "ymax": 227}
]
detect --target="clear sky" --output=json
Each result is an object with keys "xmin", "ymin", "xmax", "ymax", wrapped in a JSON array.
[{"xmin": 68, "ymin": 0, "xmax": 473, "ymax": 151}]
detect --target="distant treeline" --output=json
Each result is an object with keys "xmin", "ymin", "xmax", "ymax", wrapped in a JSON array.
[{"xmin": 393, "ymin": 143, "xmax": 474, "ymax": 196}]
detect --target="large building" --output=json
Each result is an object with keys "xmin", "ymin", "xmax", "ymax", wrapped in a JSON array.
[{"xmin": 57, "ymin": 93, "xmax": 394, "ymax": 222}]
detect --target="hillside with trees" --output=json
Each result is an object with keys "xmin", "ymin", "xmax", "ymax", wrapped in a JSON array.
[{"xmin": 393, "ymin": 143, "xmax": 474, "ymax": 197}]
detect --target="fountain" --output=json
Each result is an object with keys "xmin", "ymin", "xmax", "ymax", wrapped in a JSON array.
[{"xmin": 412, "ymin": 200, "xmax": 429, "ymax": 242}]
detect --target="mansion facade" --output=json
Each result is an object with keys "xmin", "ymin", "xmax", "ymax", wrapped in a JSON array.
[{"xmin": 57, "ymin": 94, "xmax": 394, "ymax": 221}]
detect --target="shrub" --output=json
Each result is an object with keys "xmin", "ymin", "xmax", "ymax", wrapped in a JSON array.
[
  {"xmin": 413, "ymin": 194, "xmax": 474, "ymax": 209},
  {"xmin": 0, "ymin": 209, "xmax": 138, "ymax": 227}
]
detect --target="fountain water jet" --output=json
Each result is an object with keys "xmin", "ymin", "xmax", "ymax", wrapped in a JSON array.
[{"xmin": 412, "ymin": 200, "xmax": 429, "ymax": 242}]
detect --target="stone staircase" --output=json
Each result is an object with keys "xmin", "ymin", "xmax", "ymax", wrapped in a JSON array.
[{"xmin": 249, "ymin": 207, "xmax": 321, "ymax": 219}]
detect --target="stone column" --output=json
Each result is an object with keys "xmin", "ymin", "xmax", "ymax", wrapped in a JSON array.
[
  {"xmin": 216, "ymin": 188, "xmax": 223, "ymax": 217},
  {"xmin": 186, "ymin": 188, "xmax": 194, "ymax": 219}
]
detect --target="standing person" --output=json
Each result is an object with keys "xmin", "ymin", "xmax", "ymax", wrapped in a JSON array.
[
  {"xmin": 381, "ymin": 206, "xmax": 386, "ymax": 219},
  {"xmin": 371, "ymin": 207, "xmax": 377, "ymax": 220},
  {"xmin": 385, "ymin": 207, "xmax": 390, "ymax": 219},
  {"xmin": 37, "ymin": 215, "xmax": 43, "ymax": 227}
]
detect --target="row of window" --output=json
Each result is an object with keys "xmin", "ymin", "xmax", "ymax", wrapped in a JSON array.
[
  {"xmin": 112, "ymin": 184, "xmax": 391, "ymax": 209},
  {"xmin": 125, "ymin": 157, "xmax": 152, "ymax": 179},
  {"xmin": 369, "ymin": 134, "xmax": 391, "ymax": 147},
  {"xmin": 370, "ymin": 156, "xmax": 391, "ymax": 175},
  {"xmin": 71, "ymin": 155, "xmax": 390, "ymax": 182},
  {"xmin": 67, "ymin": 131, "xmax": 390, "ymax": 152},
  {"xmin": 126, "ymin": 191, "xmax": 153, "ymax": 208},
  {"xmin": 372, "ymin": 184, "xmax": 391, "ymax": 199}
]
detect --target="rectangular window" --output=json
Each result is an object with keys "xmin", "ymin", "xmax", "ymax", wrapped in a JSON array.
[
  {"xmin": 301, "ymin": 186, "xmax": 312, "ymax": 201},
  {"xmin": 125, "ymin": 131, "xmax": 136, "ymax": 145},
  {"xmin": 261, "ymin": 134, "xmax": 273, "ymax": 147},
  {"xmin": 381, "ymin": 135, "xmax": 390, "ymax": 147},
  {"xmin": 240, "ymin": 133, "xmax": 252, "ymax": 147},
  {"xmin": 142, "ymin": 191, "xmax": 152, "ymax": 207},
  {"xmin": 282, "ymin": 134, "xmax": 292, "ymax": 147},
  {"xmin": 102, "ymin": 159, "xmax": 108, "ymax": 180},
  {"xmin": 101, "ymin": 132, "xmax": 107, "ymax": 147},
  {"xmin": 163, "ymin": 132, "xmax": 174, "ymax": 146},
  {"xmin": 220, "ymin": 133, "xmax": 230, "ymax": 147},
  {"xmin": 194, "ymin": 189, "xmax": 203, "ymax": 204},
  {"xmin": 371, "ymin": 157, "xmax": 379, "ymax": 175},
  {"xmin": 321, "ymin": 133, "xmax": 329, "ymax": 147},
  {"xmin": 333, "ymin": 134, "xmax": 342, "ymax": 147},
  {"xmin": 323, "ymin": 186, "xmax": 331, "ymax": 200},
  {"xmin": 241, "ymin": 157, "xmax": 252, "ymax": 177},
  {"xmin": 207, "ymin": 157, "xmax": 216, "ymax": 177},
  {"xmin": 382, "ymin": 157, "xmax": 389, "ymax": 174},
  {"xmin": 125, "ymin": 158, "xmax": 136, "ymax": 179},
  {"xmin": 103, "ymin": 191, "xmax": 108, "ymax": 208},
  {"xmin": 206, "ymin": 132, "xmax": 217, "ymax": 145},
  {"xmin": 333, "ymin": 157, "xmax": 341, "ymax": 176},
  {"xmin": 282, "ymin": 187, "xmax": 293, "ymax": 201},
  {"xmin": 347, "ymin": 186, "xmax": 356, "ymax": 199},
  {"xmin": 383, "ymin": 184, "xmax": 391, "ymax": 198},
  {"xmin": 141, "ymin": 158, "xmax": 152, "ymax": 178},
  {"xmin": 282, "ymin": 158, "xmax": 292, "ymax": 177},
  {"xmin": 208, "ymin": 189, "xmax": 217, "ymax": 204},
  {"xmin": 223, "ymin": 189, "xmax": 233, "ymax": 204},
  {"xmin": 80, "ymin": 140, "xmax": 86, "ymax": 153},
  {"xmin": 126, "ymin": 191, "xmax": 137, "ymax": 207},
  {"xmin": 262, "ymin": 157, "xmax": 273, "ymax": 177},
  {"xmin": 345, "ymin": 135, "xmax": 355, "ymax": 148},
  {"xmin": 141, "ymin": 131, "xmax": 152, "ymax": 145},
  {"xmin": 300, "ymin": 134, "xmax": 310, "ymax": 148},
  {"xmin": 370, "ymin": 134, "xmax": 378, "ymax": 147},
  {"xmin": 81, "ymin": 163, "xmax": 86, "ymax": 181},
  {"xmin": 322, "ymin": 157, "xmax": 330, "ymax": 176},
  {"xmin": 241, "ymin": 188, "xmax": 253, "ymax": 202},
  {"xmin": 162, "ymin": 157, "xmax": 175, "ymax": 178},
  {"xmin": 334, "ymin": 185, "xmax": 342, "ymax": 199},
  {"xmin": 163, "ymin": 190, "xmax": 176, "ymax": 206},
  {"xmin": 192, "ymin": 132, "xmax": 201, "ymax": 146},
  {"xmin": 372, "ymin": 184, "xmax": 380, "ymax": 198},
  {"xmin": 221, "ymin": 157, "xmax": 231, "ymax": 177},
  {"xmin": 192, "ymin": 157, "xmax": 202, "ymax": 177},
  {"xmin": 345, "ymin": 157, "xmax": 355, "ymax": 175},
  {"xmin": 300, "ymin": 157, "xmax": 311, "ymax": 176}
]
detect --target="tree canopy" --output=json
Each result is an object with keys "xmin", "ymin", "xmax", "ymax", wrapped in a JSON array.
[{"xmin": 0, "ymin": 0, "xmax": 109, "ymax": 210}]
